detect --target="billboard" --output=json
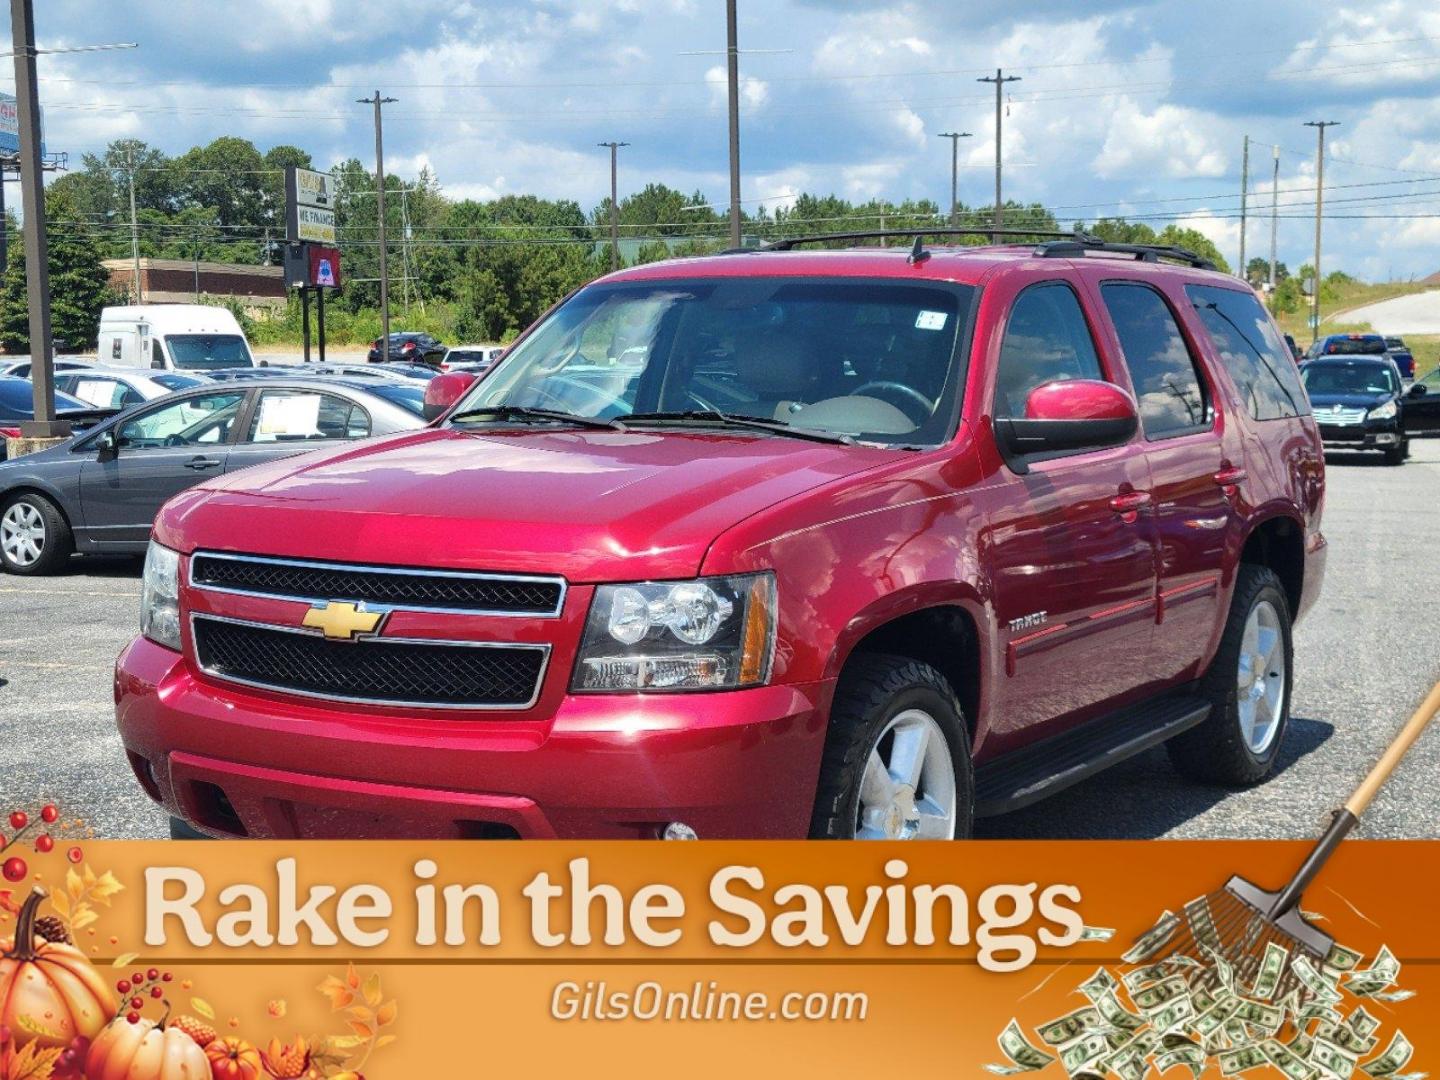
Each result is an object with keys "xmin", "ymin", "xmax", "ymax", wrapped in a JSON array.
[
  {"xmin": 0, "ymin": 91, "xmax": 42, "ymax": 157},
  {"xmin": 285, "ymin": 165, "xmax": 337, "ymax": 244}
]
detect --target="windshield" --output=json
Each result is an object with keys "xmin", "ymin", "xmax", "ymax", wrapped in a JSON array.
[
  {"xmin": 163, "ymin": 334, "xmax": 252, "ymax": 370},
  {"xmin": 1322, "ymin": 336, "xmax": 1386, "ymax": 356},
  {"xmin": 452, "ymin": 278, "xmax": 975, "ymax": 445},
  {"xmin": 361, "ymin": 382, "xmax": 427, "ymax": 416},
  {"xmin": 1302, "ymin": 363, "xmax": 1398, "ymax": 396}
]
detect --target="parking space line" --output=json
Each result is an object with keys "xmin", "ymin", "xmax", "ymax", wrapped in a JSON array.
[{"xmin": 0, "ymin": 587, "xmax": 141, "ymax": 598}]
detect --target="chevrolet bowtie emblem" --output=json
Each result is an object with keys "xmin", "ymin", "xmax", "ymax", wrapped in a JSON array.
[{"xmin": 302, "ymin": 601, "xmax": 387, "ymax": 641}]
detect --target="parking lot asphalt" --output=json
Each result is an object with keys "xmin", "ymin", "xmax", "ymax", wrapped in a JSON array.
[{"xmin": 2, "ymin": 440, "xmax": 1437, "ymax": 841}]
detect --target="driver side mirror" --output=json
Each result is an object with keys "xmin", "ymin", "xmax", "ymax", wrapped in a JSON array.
[
  {"xmin": 93, "ymin": 429, "xmax": 118, "ymax": 459},
  {"xmin": 423, "ymin": 371, "xmax": 478, "ymax": 421},
  {"xmin": 996, "ymin": 379, "xmax": 1139, "ymax": 475},
  {"xmin": 1407, "ymin": 383, "xmax": 1427, "ymax": 398}
]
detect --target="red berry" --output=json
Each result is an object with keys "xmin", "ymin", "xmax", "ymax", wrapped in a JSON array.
[
  {"xmin": 150, "ymin": 986, "xmax": 162, "ymax": 999},
  {"xmin": 2, "ymin": 857, "xmax": 26, "ymax": 882},
  {"xmin": 35, "ymin": 835, "xmax": 54, "ymax": 853},
  {"xmin": 8, "ymin": 811, "xmax": 26, "ymax": 831},
  {"xmin": 40, "ymin": 805, "xmax": 58, "ymax": 824},
  {"xmin": 131, "ymin": 972, "xmax": 144, "ymax": 985},
  {"xmin": 126, "ymin": 1012, "xmax": 140, "ymax": 1024},
  {"xmin": 66, "ymin": 846, "xmax": 83, "ymax": 864},
  {"xmin": 129, "ymin": 996, "xmax": 143, "ymax": 1010},
  {"xmin": 161, "ymin": 972, "xmax": 173, "ymax": 982},
  {"xmin": 147, "ymin": 968, "xmax": 159, "ymax": 981},
  {"xmin": 116, "ymin": 980, "xmax": 131, "ymax": 994}
]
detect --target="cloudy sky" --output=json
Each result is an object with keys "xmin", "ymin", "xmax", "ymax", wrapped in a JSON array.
[{"xmin": 12, "ymin": 0, "xmax": 1440, "ymax": 279}]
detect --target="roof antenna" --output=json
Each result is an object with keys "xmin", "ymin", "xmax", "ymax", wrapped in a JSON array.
[{"xmin": 907, "ymin": 235, "xmax": 931, "ymax": 265}]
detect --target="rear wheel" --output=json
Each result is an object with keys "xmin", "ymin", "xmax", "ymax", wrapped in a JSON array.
[
  {"xmin": 1167, "ymin": 564, "xmax": 1292, "ymax": 785},
  {"xmin": 0, "ymin": 492, "xmax": 72, "ymax": 575},
  {"xmin": 810, "ymin": 654, "xmax": 973, "ymax": 839}
]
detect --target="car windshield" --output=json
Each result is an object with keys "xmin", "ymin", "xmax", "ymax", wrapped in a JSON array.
[
  {"xmin": 1322, "ymin": 336, "xmax": 1386, "ymax": 356},
  {"xmin": 163, "ymin": 334, "xmax": 252, "ymax": 370},
  {"xmin": 452, "ymin": 278, "xmax": 975, "ymax": 445},
  {"xmin": 447, "ymin": 350, "xmax": 489, "ymax": 363},
  {"xmin": 1302, "ymin": 363, "xmax": 1398, "ymax": 396},
  {"xmin": 361, "ymin": 383, "xmax": 427, "ymax": 416}
]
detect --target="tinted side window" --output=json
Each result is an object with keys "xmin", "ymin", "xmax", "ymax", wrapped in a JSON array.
[
  {"xmin": 1186, "ymin": 285, "xmax": 1310, "ymax": 419},
  {"xmin": 994, "ymin": 283, "xmax": 1104, "ymax": 419},
  {"xmin": 1101, "ymin": 283, "xmax": 1210, "ymax": 438}
]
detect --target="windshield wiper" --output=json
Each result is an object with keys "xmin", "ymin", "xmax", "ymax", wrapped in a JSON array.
[
  {"xmin": 622, "ymin": 409, "xmax": 856, "ymax": 445},
  {"xmin": 449, "ymin": 405, "xmax": 628, "ymax": 432}
]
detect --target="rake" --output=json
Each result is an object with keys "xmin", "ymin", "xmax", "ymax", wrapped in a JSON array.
[{"xmin": 1132, "ymin": 678, "xmax": 1440, "ymax": 1003}]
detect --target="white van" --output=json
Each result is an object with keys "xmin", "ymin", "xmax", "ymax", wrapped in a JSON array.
[{"xmin": 96, "ymin": 305, "xmax": 255, "ymax": 372}]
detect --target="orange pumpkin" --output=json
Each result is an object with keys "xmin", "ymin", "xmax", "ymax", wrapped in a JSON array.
[
  {"xmin": 206, "ymin": 1036, "xmax": 264, "ymax": 1080},
  {"xmin": 0, "ymin": 888, "xmax": 115, "ymax": 1050},
  {"xmin": 86, "ymin": 1014, "xmax": 210, "ymax": 1080}
]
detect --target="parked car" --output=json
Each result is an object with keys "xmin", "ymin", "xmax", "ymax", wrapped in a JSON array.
[
  {"xmin": 1300, "ymin": 356, "xmax": 1409, "ymax": 464},
  {"xmin": 1398, "ymin": 365, "xmax": 1440, "ymax": 436},
  {"xmin": 97, "ymin": 304, "xmax": 255, "ymax": 371},
  {"xmin": 440, "ymin": 345, "xmax": 505, "ymax": 373},
  {"xmin": 1382, "ymin": 336, "xmax": 1415, "ymax": 380},
  {"xmin": 1, "ymin": 358, "xmax": 94, "ymax": 379},
  {"xmin": 367, "ymin": 332, "xmax": 444, "ymax": 365},
  {"xmin": 115, "ymin": 235, "xmax": 1326, "ymax": 841},
  {"xmin": 54, "ymin": 366, "xmax": 210, "ymax": 409},
  {"xmin": 0, "ymin": 378, "xmax": 427, "ymax": 575},
  {"xmin": 1282, "ymin": 333, "xmax": 1303, "ymax": 363},
  {"xmin": 1309, "ymin": 332, "xmax": 1388, "ymax": 361},
  {"xmin": 316, "ymin": 362, "xmax": 441, "ymax": 382},
  {"xmin": 0, "ymin": 378, "xmax": 117, "ymax": 463},
  {"xmin": 201, "ymin": 367, "xmax": 300, "ymax": 382}
]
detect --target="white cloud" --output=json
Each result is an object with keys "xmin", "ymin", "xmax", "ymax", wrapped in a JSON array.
[
  {"xmin": 1094, "ymin": 101, "xmax": 1227, "ymax": 180},
  {"xmin": 705, "ymin": 66, "xmax": 768, "ymax": 109}
]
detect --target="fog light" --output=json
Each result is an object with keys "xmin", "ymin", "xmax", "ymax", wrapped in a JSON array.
[{"xmin": 662, "ymin": 822, "xmax": 698, "ymax": 841}]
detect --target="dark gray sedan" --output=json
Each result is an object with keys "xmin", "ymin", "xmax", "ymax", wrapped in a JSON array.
[{"xmin": 0, "ymin": 378, "xmax": 427, "ymax": 575}]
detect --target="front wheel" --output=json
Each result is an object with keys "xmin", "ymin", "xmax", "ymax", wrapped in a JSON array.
[
  {"xmin": 1383, "ymin": 440, "xmax": 1407, "ymax": 465},
  {"xmin": 810, "ymin": 654, "xmax": 973, "ymax": 839},
  {"xmin": 1167, "ymin": 564, "xmax": 1293, "ymax": 786},
  {"xmin": 0, "ymin": 492, "xmax": 73, "ymax": 575}
]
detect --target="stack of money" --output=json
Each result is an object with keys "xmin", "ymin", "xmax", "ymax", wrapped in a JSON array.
[{"xmin": 986, "ymin": 908, "xmax": 1422, "ymax": 1080}]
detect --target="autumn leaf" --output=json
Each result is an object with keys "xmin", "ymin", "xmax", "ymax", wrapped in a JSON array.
[
  {"xmin": 344, "ymin": 962, "xmax": 360, "ymax": 990},
  {"xmin": 70, "ymin": 908, "xmax": 98, "ymax": 932},
  {"xmin": 65, "ymin": 868, "xmax": 83, "ymax": 902},
  {"xmin": 90, "ymin": 871, "xmax": 124, "ymax": 905},
  {"xmin": 345, "ymin": 1006, "xmax": 372, "ymax": 1023},
  {"xmin": 81, "ymin": 864, "xmax": 96, "ymax": 889},
  {"xmin": 267, "ymin": 999, "xmax": 286, "ymax": 1018},
  {"xmin": 111, "ymin": 952, "xmax": 139, "ymax": 968},
  {"xmin": 346, "ymin": 1021, "xmax": 373, "ymax": 1041},
  {"xmin": 375, "ymin": 1033, "xmax": 398, "ymax": 1050},
  {"xmin": 375, "ymin": 1000, "xmax": 397, "ymax": 1027},
  {"xmin": 4, "ymin": 1040, "xmax": 63, "ymax": 1080},
  {"xmin": 317, "ymin": 975, "xmax": 354, "ymax": 1011},
  {"xmin": 191, "ymin": 998, "xmax": 216, "ymax": 1020},
  {"xmin": 325, "ymin": 1035, "xmax": 366, "ymax": 1052},
  {"xmin": 14, "ymin": 1014, "xmax": 63, "ymax": 1040},
  {"xmin": 361, "ymin": 972, "xmax": 382, "ymax": 1007},
  {"xmin": 45, "ymin": 892, "xmax": 67, "ymax": 919}
]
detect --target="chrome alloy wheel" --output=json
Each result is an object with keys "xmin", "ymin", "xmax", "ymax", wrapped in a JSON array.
[
  {"xmin": 1236, "ymin": 599, "xmax": 1286, "ymax": 754},
  {"xmin": 855, "ymin": 708, "xmax": 957, "ymax": 839},
  {"xmin": 0, "ymin": 502, "xmax": 45, "ymax": 568}
]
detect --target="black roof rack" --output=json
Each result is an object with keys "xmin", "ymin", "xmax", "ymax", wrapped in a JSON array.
[
  {"xmin": 759, "ymin": 227, "xmax": 1079, "ymax": 252},
  {"xmin": 1033, "ymin": 238, "xmax": 1217, "ymax": 271}
]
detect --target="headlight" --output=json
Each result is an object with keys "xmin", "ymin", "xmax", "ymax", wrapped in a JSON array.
[
  {"xmin": 1368, "ymin": 399, "xmax": 1398, "ymax": 420},
  {"xmin": 573, "ymin": 573, "xmax": 777, "ymax": 692},
  {"xmin": 140, "ymin": 540, "xmax": 182, "ymax": 651}
]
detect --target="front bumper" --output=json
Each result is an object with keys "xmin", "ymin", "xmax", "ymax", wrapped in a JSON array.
[
  {"xmin": 1316, "ymin": 417, "xmax": 1401, "ymax": 449},
  {"xmin": 116, "ymin": 635, "xmax": 831, "ymax": 840}
]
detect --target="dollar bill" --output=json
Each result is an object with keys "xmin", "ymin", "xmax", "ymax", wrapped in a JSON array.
[
  {"xmin": 1123, "ymin": 963, "xmax": 1171, "ymax": 992},
  {"xmin": 1298, "ymin": 1000, "xmax": 1342, "ymax": 1027},
  {"xmin": 1094, "ymin": 990, "xmax": 1146, "ymax": 1033},
  {"xmin": 1203, "ymin": 944, "xmax": 1237, "ymax": 993},
  {"xmin": 1194, "ymin": 998, "xmax": 1242, "ymax": 1039},
  {"xmin": 1345, "ymin": 947, "xmax": 1400, "ymax": 994},
  {"xmin": 1252, "ymin": 941, "xmax": 1290, "ymax": 1001},
  {"xmin": 1319, "ymin": 1022, "xmax": 1379, "ymax": 1058},
  {"xmin": 1060, "ymin": 1033, "xmax": 1112, "ymax": 1076},
  {"xmin": 1156, "ymin": 1044, "xmax": 1206, "ymax": 1078},
  {"xmin": 1104, "ymin": 1047, "xmax": 1148, "ymax": 1080},
  {"xmin": 1079, "ymin": 925, "xmax": 1116, "ymax": 942},
  {"xmin": 1293, "ymin": 955, "xmax": 1345, "ymax": 1005},
  {"xmin": 1233, "ymin": 998, "xmax": 1284, "ymax": 1034},
  {"xmin": 1365, "ymin": 990, "xmax": 1415, "ymax": 1004},
  {"xmin": 1219, "ymin": 1045, "xmax": 1269, "ymax": 1075},
  {"xmin": 1079, "ymin": 967, "xmax": 1119, "ymax": 1003},
  {"xmin": 1123, "ymin": 911, "xmax": 1180, "ymax": 965},
  {"xmin": 1037, "ymin": 1007, "xmax": 1105, "ymax": 1047},
  {"xmin": 1349, "ymin": 1007, "xmax": 1382, "ymax": 1039},
  {"xmin": 990, "ymin": 1019, "xmax": 1057, "ymax": 1075},
  {"xmin": 1264, "ymin": 1038, "xmax": 1320, "ymax": 1080},
  {"xmin": 1325, "ymin": 943, "xmax": 1365, "ymax": 973},
  {"xmin": 1360, "ymin": 1032, "xmax": 1413, "ymax": 1078},
  {"xmin": 1289, "ymin": 1031, "xmax": 1315, "ymax": 1060},
  {"xmin": 1133, "ymin": 975, "xmax": 1190, "ymax": 1014},
  {"xmin": 1150, "ymin": 996, "xmax": 1196, "ymax": 1034},
  {"xmin": 1313, "ymin": 1037, "xmax": 1360, "ymax": 1079}
]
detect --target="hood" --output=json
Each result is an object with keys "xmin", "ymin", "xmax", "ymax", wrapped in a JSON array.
[
  {"xmin": 156, "ymin": 427, "xmax": 905, "ymax": 581},
  {"xmin": 1306, "ymin": 391, "xmax": 1394, "ymax": 410}
]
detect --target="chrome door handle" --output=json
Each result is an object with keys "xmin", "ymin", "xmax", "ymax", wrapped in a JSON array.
[{"xmin": 184, "ymin": 456, "xmax": 222, "ymax": 470}]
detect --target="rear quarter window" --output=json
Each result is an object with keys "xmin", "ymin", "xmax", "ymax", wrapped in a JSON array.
[{"xmin": 1185, "ymin": 285, "xmax": 1310, "ymax": 420}]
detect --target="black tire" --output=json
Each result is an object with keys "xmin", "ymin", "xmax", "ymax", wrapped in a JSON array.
[
  {"xmin": 1383, "ymin": 441, "xmax": 1406, "ymax": 466},
  {"xmin": 810, "ymin": 653, "xmax": 974, "ymax": 839},
  {"xmin": 169, "ymin": 816, "xmax": 211, "ymax": 840},
  {"xmin": 0, "ymin": 491, "xmax": 73, "ymax": 576},
  {"xmin": 1167, "ymin": 564, "xmax": 1293, "ymax": 786}
]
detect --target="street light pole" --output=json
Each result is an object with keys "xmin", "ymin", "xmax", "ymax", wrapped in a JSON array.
[
  {"xmin": 1304, "ymin": 120, "xmax": 1339, "ymax": 343},
  {"xmin": 977, "ymin": 69, "xmax": 1022, "ymax": 242},
  {"xmin": 937, "ymin": 131, "xmax": 972, "ymax": 227},
  {"xmin": 1268, "ymin": 144, "xmax": 1280, "ymax": 297},
  {"xmin": 725, "ymin": 0, "xmax": 742, "ymax": 248},
  {"xmin": 598, "ymin": 141, "xmax": 629, "ymax": 272},
  {"xmin": 127, "ymin": 148, "xmax": 141, "ymax": 302},
  {"xmin": 359, "ymin": 91, "xmax": 398, "ymax": 362},
  {"xmin": 1238, "ymin": 134, "xmax": 1249, "ymax": 280}
]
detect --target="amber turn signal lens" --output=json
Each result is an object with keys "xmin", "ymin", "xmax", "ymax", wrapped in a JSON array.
[{"xmin": 738, "ymin": 574, "xmax": 777, "ymax": 685}]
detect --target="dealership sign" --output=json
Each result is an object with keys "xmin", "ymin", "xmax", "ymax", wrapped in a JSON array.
[
  {"xmin": 285, "ymin": 165, "xmax": 337, "ymax": 244},
  {"xmin": 0, "ymin": 91, "xmax": 43, "ymax": 156}
]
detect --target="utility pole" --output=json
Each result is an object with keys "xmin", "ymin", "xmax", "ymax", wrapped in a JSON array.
[
  {"xmin": 126, "ymin": 149, "xmax": 142, "ymax": 302},
  {"xmin": 1304, "ymin": 120, "xmax": 1339, "ymax": 343},
  {"xmin": 1268, "ymin": 144, "xmax": 1280, "ymax": 296},
  {"xmin": 1238, "ymin": 135, "xmax": 1249, "ymax": 280},
  {"xmin": 598, "ymin": 141, "xmax": 629, "ymax": 271},
  {"xmin": 977, "ymin": 68, "xmax": 1021, "ymax": 241},
  {"xmin": 358, "ymin": 91, "xmax": 397, "ymax": 362},
  {"xmin": 725, "ymin": 0, "xmax": 742, "ymax": 248},
  {"xmin": 10, "ymin": 0, "xmax": 59, "ymax": 436},
  {"xmin": 937, "ymin": 131, "xmax": 972, "ymax": 226}
]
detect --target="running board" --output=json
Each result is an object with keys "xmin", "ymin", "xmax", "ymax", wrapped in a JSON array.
[{"xmin": 973, "ymin": 694, "xmax": 1211, "ymax": 816}]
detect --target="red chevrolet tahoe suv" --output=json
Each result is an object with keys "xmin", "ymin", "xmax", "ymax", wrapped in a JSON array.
[{"xmin": 115, "ymin": 233, "xmax": 1326, "ymax": 841}]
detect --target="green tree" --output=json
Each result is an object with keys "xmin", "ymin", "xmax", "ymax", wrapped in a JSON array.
[
  {"xmin": 1155, "ymin": 225, "xmax": 1229, "ymax": 274},
  {"xmin": 0, "ymin": 188, "xmax": 114, "ymax": 350},
  {"xmin": 1246, "ymin": 256, "xmax": 1288, "ymax": 284}
]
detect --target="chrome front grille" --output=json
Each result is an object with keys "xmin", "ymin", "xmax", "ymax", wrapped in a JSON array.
[
  {"xmin": 190, "ymin": 552, "xmax": 565, "ymax": 617},
  {"xmin": 1318, "ymin": 406, "xmax": 1367, "ymax": 426}
]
